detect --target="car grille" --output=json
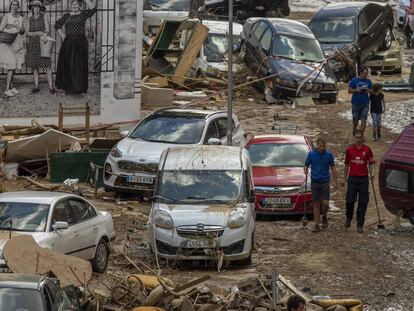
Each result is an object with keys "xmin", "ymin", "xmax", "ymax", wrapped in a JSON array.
[
  {"xmin": 117, "ymin": 161, "xmax": 158, "ymax": 173},
  {"xmin": 156, "ymin": 239, "xmax": 245, "ymax": 256},
  {"xmin": 370, "ymin": 55, "xmax": 384, "ymax": 61},
  {"xmin": 258, "ymin": 202, "xmax": 295, "ymax": 209},
  {"xmin": 302, "ymin": 82, "xmax": 322, "ymax": 92},
  {"xmin": 176, "ymin": 225, "xmax": 224, "ymax": 238},
  {"xmin": 255, "ymin": 186, "xmax": 300, "ymax": 195}
]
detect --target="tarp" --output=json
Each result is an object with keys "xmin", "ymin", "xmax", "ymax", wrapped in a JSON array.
[{"xmin": 6, "ymin": 129, "xmax": 80, "ymax": 163}]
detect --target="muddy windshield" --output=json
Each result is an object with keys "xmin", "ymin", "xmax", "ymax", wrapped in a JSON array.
[
  {"xmin": 130, "ymin": 114, "xmax": 206, "ymax": 144},
  {"xmin": 248, "ymin": 143, "xmax": 309, "ymax": 167},
  {"xmin": 157, "ymin": 170, "xmax": 242, "ymax": 204},
  {"xmin": 309, "ymin": 19, "xmax": 356, "ymax": 43},
  {"xmin": 0, "ymin": 288, "xmax": 44, "ymax": 310},
  {"xmin": 204, "ymin": 34, "xmax": 241, "ymax": 62},
  {"xmin": 0, "ymin": 202, "xmax": 49, "ymax": 232},
  {"xmin": 145, "ymin": 0, "xmax": 191, "ymax": 11},
  {"xmin": 272, "ymin": 35, "xmax": 325, "ymax": 62}
]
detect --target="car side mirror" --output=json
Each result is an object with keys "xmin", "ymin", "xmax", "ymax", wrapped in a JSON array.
[
  {"xmin": 120, "ymin": 130, "xmax": 130, "ymax": 138},
  {"xmin": 53, "ymin": 221, "xmax": 69, "ymax": 231},
  {"xmin": 207, "ymin": 138, "xmax": 222, "ymax": 145},
  {"xmin": 359, "ymin": 31, "xmax": 368, "ymax": 40}
]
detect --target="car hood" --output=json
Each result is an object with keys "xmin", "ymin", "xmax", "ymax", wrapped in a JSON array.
[
  {"xmin": 155, "ymin": 203, "xmax": 244, "ymax": 227},
  {"xmin": 0, "ymin": 231, "xmax": 44, "ymax": 249},
  {"xmin": 253, "ymin": 166, "xmax": 305, "ymax": 186},
  {"xmin": 115, "ymin": 138, "xmax": 180, "ymax": 163},
  {"xmin": 272, "ymin": 58, "xmax": 335, "ymax": 84}
]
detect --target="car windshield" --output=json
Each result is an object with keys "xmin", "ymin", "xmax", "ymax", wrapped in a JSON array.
[
  {"xmin": 145, "ymin": 0, "xmax": 191, "ymax": 11},
  {"xmin": 0, "ymin": 202, "xmax": 49, "ymax": 232},
  {"xmin": 309, "ymin": 19, "xmax": 356, "ymax": 43},
  {"xmin": 157, "ymin": 170, "xmax": 242, "ymax": 204},
  {"xmin": 272, "ymin": 35, "xmax": 325, "ymax": 62},
  {"xmin": 204, "ymin": 34, "xmax": 241, "ymax": 62},
  {"xmin": 0, "ymin": 288, "xmax": 44, "ymax": 310},
  {"xmin": 248, "ymin": 143, "xmax": 309, "ymax": 167},
  {"xmin": 129, "ymin": 114, "xmax": 206, "ymax": 144}
]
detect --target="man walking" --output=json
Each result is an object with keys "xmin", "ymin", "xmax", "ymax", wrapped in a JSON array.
[
  {"xmin": 304, "ymin": 138, "xmax": 337, "ymax": 233},
  {"xmin": 344, "ymin": 130, "xmax": 375, "ymax": 233},
  {"xmin": 348, "ymin": 66, "xmax": 372, "ymax": 136}
]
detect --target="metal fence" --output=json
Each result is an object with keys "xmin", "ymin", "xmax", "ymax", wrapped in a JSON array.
[{"xmin": 0, "ymin": 0, "xmax": 114, "ymax": 75}]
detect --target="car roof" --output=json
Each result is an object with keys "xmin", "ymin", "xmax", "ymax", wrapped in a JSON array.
[
  {"xmin": 154, "ymin": 108, "xmax": 225, "ymax": 119},
  {"xmin": 249, "ymin": 134, "xmax": 308, "ymax": 145},
  {"xmin": 0, "ymin": 273, "xmax": 47, "ymax": 290},
  {"xmin": 383, "ymin": 123, "xmax": 414, "ymax": 165},
  {"xmin": 312, "ymin": 2, "xmax": 382, "ymax": 19},
  {"xmin": 248, "ymin": 18, "xmax": 315, "ymax": 39},
  {"xmin": 0, "ymin": 191, "xmax": 71, "ymax": 204},
  {"xmin": 163, "ymin": 145, "xmax": 243, "ymax": 170}
]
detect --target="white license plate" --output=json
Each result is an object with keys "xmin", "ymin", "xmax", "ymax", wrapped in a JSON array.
[
  {"xmin": 183, "ymin": 240, "xmax": 217, "ymax": 249},
  {"xmin": 301, "ymin": 93, "xmax": 319, "ymax": 99},
  {"xmin": 368, "ymin": 61, "xmax": 382, "ymax": 66},
  {"xmin": 126, "ymin": 176, "xmax": 153, "ymax": 184},
  {"xmin": 264, "ymin": 197, "xmax": 291, "ymax": 205}
]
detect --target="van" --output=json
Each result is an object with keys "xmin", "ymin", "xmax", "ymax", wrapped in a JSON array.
[
  {"xmin": 379, "ymin": 123, "xmax": 414, "ymax": 223},
  {"xmin": 148, "ymin": 145, "xmax": 255, "ymax": 264}
]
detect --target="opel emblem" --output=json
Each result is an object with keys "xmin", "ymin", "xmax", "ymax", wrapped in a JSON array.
[
  {"xmin": 197, "ymin": 224, "xmax": 204, "ymax": 232},
  {"xmin": 273, "ymin": 188, "xmax": 281, "ymax": 194}
]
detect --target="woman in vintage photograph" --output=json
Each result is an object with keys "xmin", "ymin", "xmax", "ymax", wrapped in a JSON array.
[
  {"xmin": 0, "ymin": 0, "xmax": 25, "ymax": 97},
  {"xmin": 26, "ymin": 0, "xmax": 56, "ymax": 94},
  {"xmin": 54, "ymin": 0, "xmax": 96, "ymax": 94}
]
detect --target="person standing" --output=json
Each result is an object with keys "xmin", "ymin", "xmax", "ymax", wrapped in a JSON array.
[
  {"xmin": 344, "ymin": 130, "xmax": 375, "ymax": 233},
  {"xmin": 0, "ymin": 0, "xmax": 25, "ymax": 97},
  {"xmin": 369, "ymin": 83, "xmax": 385, "ymax": 141},
  {"xmin": 405, "ymin": 0, "xmax": 414, "ymax": 48},
  {"xmin": 54, "ymin": 0, "xmax": 96, "ymax": 94},
  {"xmin": 304, "ymin": 137, "xmax": 337, "ymax": 233},
  {"xmin": 26, "ymin": 0, "xmax": 56, "ymax": 94},
  {"xmin": 348, "ymin": 66, "xmax": 372, "ymax": 137}
]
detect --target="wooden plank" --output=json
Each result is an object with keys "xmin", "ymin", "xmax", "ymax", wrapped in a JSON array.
[
  {"xmin": 172, "ymin": 23, "xmax": 208, "ymax": 85},
  {"xmin": 278, "ymin": 274, "xmax": 311, "ymax": 303}
]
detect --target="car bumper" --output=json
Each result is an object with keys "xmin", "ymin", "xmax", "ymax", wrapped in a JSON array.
[
  {"xmin": 255, "ymin": 192, "xmax": 313, "ymax": 215},
  {"xmin": 272, "ymin": 84, "xmax": 337, "ymax": 104},
  {"xmin": 366, "ymin": 58, "xmax": 401, "ymax": 73},
  {"xmin": 148, "ymin": 224, "xmax": 253, "ymax": 261}
]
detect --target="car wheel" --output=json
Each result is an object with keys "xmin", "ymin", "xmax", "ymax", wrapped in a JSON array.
[
  {"xmin": 381, "ymin": 27, "xmax": 392, "ymax": 51},
  {"xmin": 92, "ymin": 239, "xmax": 109, "ymax": 273}
]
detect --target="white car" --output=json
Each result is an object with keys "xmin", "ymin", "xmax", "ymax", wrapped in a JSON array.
[
  {"xmin": 0, "ymin": 192, "xmax": 115, "ymax": 273},
  {"xmin": 104, "ymin": 108, "xmax": 246, "ymax": 195},
  {"xmin": 148, "ymin": 145, "xmax": 256, "ymax": 264},
  {"xmin": 397, "ymin": 0, "xmax": 410, "ymax": 26}
]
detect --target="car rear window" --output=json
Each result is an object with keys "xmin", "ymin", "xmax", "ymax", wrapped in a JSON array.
[
  {"xmin": 248, "ymin": 143, "xmax": 309, "ymax": 167},
  {"xmin": 309, "ymin": 19, "xmax": 356, "ymax": 43}
]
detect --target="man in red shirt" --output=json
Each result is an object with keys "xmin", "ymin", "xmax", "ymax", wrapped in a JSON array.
[{"xmin": 344, "ymin": 130, "xmax": 375, "ymax": 233}]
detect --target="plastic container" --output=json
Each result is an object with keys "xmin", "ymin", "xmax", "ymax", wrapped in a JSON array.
[{"xmin": 4, "ymin": 163, "xmax": 18, "ymax": 180}]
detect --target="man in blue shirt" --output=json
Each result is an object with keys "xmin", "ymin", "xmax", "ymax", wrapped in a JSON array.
[
  {"xmin": 304, "ymin": 138, "xmax": 337, "ymax": 233},
  {"xmin": 348, "ymin": 66, "xmax": 372, "ymax": 137}
]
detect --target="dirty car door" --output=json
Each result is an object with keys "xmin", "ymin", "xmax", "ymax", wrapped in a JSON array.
[
  {"xmin": 48, "ymin": 200, "xmax": 76, "ymax": 255},
  {"xmin": 246, "ymin": 21, "xmax": 269, "ymax": 73}
]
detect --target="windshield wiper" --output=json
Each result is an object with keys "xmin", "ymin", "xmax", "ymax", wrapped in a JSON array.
[
  {"xmin": 153, "ymin": 195, "xmax": 183, "ymax": 204},
  {"xmin": 185, "ymin": 197, "xmax": 232, "ymax": 204}
]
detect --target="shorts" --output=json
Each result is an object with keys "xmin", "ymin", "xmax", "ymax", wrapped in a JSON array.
[
  {"xmin": 371, "ymin": 113, "xmax": 382, "ymax": 127},
  {"xmin": 352, "ymin": 104, "xmax": 369, "ymax": 123},
  {"xmin": 311, "ymin": 181, "xmax": 330, "ymax": 202}
]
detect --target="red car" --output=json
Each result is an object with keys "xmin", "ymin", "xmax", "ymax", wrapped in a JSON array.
[{"xmin": 245, "ymin": 134, "xmax": 313, "ymax": 216}]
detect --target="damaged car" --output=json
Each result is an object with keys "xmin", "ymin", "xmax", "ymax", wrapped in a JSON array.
[
  {"xmin": 0, "ymin": 192, "xmax": 115, "ymax": 273},
  {"xmin": 309, "ymin": 2, "xmax": 394, "ymax": 81},
  {"xmin": 242, "ymin": 18, "xmax": 337, "ymax": 103},
  {"xmin": 104, "ymin": 108, "xmax": 246, "ymax": 196},
  {"xmin": 148, "ymin": 145, "xmax": 255, "ymax": 265}
]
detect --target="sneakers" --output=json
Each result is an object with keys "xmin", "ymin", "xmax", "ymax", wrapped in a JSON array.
[
  {"xmin": 345, "ymin": 219, "xmax": 351, "ymax": 228},
  {"xmin": 312, "ymin": 224, "xmax": 320, "ymax": 233},
  {"xmin": 322, "ymin": 216, "xmax": 328, "ymax": 229},
  {"xmin": 10, "ymin": 88, "xmax": 19, "ymax": 95},
  {"xmin": 357, "ymin": 226, "xmax": 364, "ymax": 233},
  {"xmin": 4, "ymin": 90, "xmax": 14, "ymax": 97}
]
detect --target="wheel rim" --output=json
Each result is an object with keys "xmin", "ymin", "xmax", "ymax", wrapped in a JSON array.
[
  {"xmin": 384, "ymin": 28, "xmax": 391, "ymax": 48},
  {"xmin": 96, "ymin": 243, "xmax": 107, "ymax": 270}
]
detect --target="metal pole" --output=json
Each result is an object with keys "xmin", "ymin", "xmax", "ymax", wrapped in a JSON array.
[
  {"xmin": 272, "ymin": 271, "xmax": 278, "ymax": 310},
  {"xmin": 226, "ymin": 0, "xmax": 233, "ymax": 146}
]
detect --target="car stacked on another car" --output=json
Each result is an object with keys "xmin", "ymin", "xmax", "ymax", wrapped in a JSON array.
[
  {"xmin": 0, "ymin": 192, "xmax": 115, "ymax": 273},
  {"xmin": 245, "ymin": 134, "xmax": 313, "ymax": 217},
  {"xmin": 242, "ymin": 18, "xmax": 337, "ymax": 104},
  {"xmin": 309, "ymin": 2, "xmax": 394, "ymax": 81},
  {"xmin": 104, "ymin": 108, "xmax": 246, "ymax": 196}
]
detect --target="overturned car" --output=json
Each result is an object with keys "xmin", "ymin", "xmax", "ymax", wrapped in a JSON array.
[{"xmin": 242, "ymin": 18, "xmax": 337, "ymax": 103}]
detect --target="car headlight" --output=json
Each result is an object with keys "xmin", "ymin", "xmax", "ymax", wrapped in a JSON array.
[
  {"xmin": 275, "ymin": 78, "xmax": 296, "ymax": 88},
  {"xmin": 110, "ymin": 147, "xmax": 122, "ymax": 158},
  {"xmin": 227, "ymin": 208, "xmax": 247, "ymax": 229},
  {"xmin": 154, "ymin": 211, "xmax": 174, "ymax": 230},
  {"xmin": 299, "ymin": 174, "xmax": 312, "ymax": 193}
]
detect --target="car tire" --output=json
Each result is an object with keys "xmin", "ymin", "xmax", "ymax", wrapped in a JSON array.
[
  {"xmin": 381, "ymin": 27, "xmax": 392, "ymax": 51},
  {"xmin": 91, "ymin": 239, "xmax": 109, "ymax": 273}
]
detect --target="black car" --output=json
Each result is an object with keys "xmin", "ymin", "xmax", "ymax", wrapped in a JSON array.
[
  {"xmin": 242, "ymin": 18, "xmax": 337, "ymax": 104},
  {"xmin": 309, "ymin": 2, "xmax": 394, "ymax": 80},
  {"xmin": 0, "ymin": 273, "xmax": 80, "ymax": 310}
]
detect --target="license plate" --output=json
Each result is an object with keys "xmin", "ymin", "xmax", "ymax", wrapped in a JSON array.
[
  {"xmin": 183, "ymin": 240, "xmax": 217, "ymax": 249},
  {"xmin": 301, "ymin": 93, "xmax": 319, "ymax": 99},
  {"xmin": 263, "ymin": 197, "xmax": 291, "ymax": 205},
  {"xmin": 368, "ymin": 60, "xmax": 382, "ymax": 66},
  {"xmin": 126, "ymin": 176, "xmax": 153, "ymax": 184}
]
